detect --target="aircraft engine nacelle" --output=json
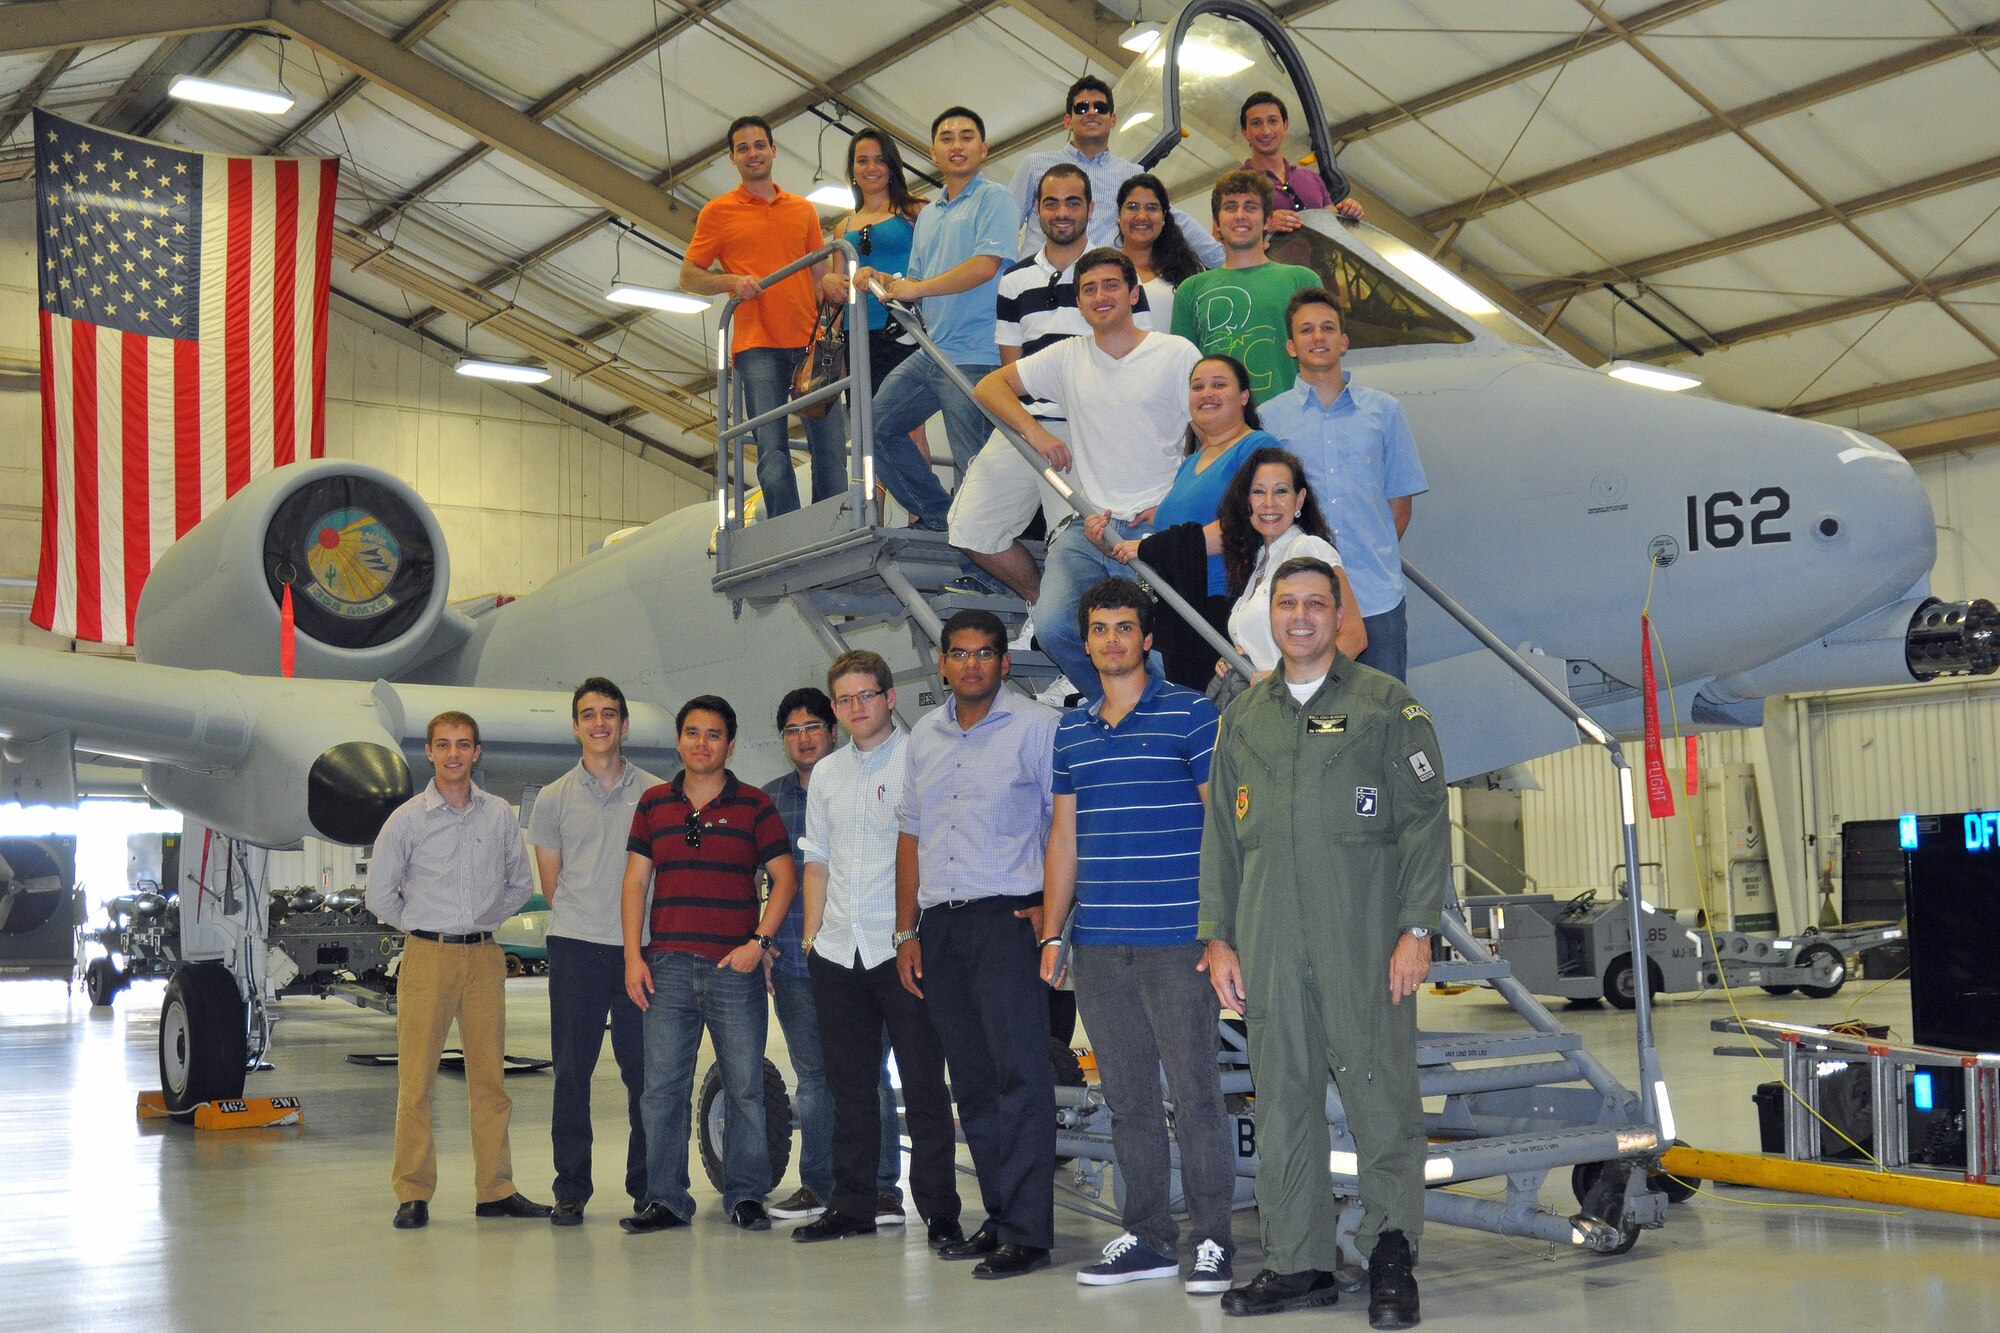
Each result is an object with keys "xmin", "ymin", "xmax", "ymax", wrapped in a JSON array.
[{"xmin": 135, "ymin": 460, "xmax": 463, "ymax": 681}]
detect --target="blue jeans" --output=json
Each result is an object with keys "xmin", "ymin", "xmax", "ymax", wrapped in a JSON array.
[
  {"xmin": 1358, "ymin": 598, "xmax": 1408, "ymax": 682},
  {"xmin": 547, "ymin": 935, "xmax": 646, "ymax": 1205},
  {"xmin": 771, "ymin": 968, "xmax": 903, "ymax": 1199},
  {"xmin": 735, "ymin": 346, "xmax": 849, "ymax": 517},
  {"xmin": 869, "ymin": 355, "xmax": 998, "ymax": 529},
  {"xmin": 639, "ymin": 951, "xmax": 770, "ymax": 1218},
  {"xmin": 1038, "ymin": 514, "xmax": 1154, "ymax": 702}
]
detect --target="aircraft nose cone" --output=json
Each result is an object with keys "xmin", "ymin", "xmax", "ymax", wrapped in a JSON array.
[{"xmin": 308, "ymin": 741, "xmax": 412, "ymax": 845}]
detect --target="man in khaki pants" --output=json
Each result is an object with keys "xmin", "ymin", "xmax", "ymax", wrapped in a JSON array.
[{"xmin": 367, "ymin": 710, "xmax": 550, "ymax": 1229}]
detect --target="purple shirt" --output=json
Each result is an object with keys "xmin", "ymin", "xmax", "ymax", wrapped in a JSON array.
[
  {"xmin": 1245, "ymin": 157, "xmax": 1333, "ymax": 212},
  {"xmin": 898, "ymin": 690, "xmax": 1059, "ymax": 907}
]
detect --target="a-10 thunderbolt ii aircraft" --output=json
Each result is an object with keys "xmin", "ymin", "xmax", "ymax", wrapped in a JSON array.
[{"xmin": 0, "ymin": 0, "xmax": 1991, "ymax": 1131}]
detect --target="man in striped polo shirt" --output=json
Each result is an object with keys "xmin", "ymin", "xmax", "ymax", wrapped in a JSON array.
[
  {"xmin": 620, "ymin": 694, "xmax": 796, "ymax": 1234},
  {"xmin": 1042, "ymin": 577, "xmax": 1236, "ymax": 1295}
]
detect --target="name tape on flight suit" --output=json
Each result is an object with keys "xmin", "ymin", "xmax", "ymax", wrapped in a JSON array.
[{"xmin": 1306, "ymin": 715, "xmax": 1347, "ymax": 734}]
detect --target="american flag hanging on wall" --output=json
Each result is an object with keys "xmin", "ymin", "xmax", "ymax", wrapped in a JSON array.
[{"xmin": 30, "ymin": 110, "xmax": 339, "ymax": 645}]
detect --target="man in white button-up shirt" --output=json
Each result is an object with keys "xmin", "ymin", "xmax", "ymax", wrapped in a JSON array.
[
  {"xmin": 791, "ymin": 650, "xmax": 963, "ymax": 1249},
  {"xmin": 367, "ymin": 710, "xmax": 546, "ymax": 1230}
]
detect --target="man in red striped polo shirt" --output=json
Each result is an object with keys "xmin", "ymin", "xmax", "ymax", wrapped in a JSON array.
[{"xmin": 621, "ymin": 694, "xmax": 796, "ymax": 1234}]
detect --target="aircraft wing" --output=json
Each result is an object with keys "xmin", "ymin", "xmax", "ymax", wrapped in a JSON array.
[{"xmin": 0, "ymin": 646, "xmax": 677, "ymax": 847}]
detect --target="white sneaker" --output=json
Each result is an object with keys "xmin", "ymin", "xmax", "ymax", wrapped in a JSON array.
[
  {"xmin": 1009, "ymin": 611, "xmax": 1036, "ymax": 652},
  {"xmin": 1035, "ymin": 674, "xmax": 1077, "ymax": 708}
]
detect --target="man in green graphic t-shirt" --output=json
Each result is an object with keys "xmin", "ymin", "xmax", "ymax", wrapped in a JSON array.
[{"xmin": 1171, "ymin": 169, "xmax": 1320, "ymax": 404}]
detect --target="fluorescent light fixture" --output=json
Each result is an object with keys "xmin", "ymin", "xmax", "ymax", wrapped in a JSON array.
[
  {"xmin": 455, "ymin": 358, "xmax": 551, "ymax": 384},
  {"xmin": 806, "ymin": 182, "xmax": 855, "ymax": 208},
  {"xmin": 1116, "ymin": 111, "xmax": 1156, "ymax": 134},
  {"xmin": 168, "ymin": 75, "xmax": 294, "ymax": 116},
  {"xmin": 1380, "ymin": 248, "xmax": 1498, "ymax": 316},
  {"xmin": 1120, "ymin": 20, "xmax": 1162, "ymax": 53},
  {"xmin": 1606, "ymin": 359, "xmax": 1702, "ymax": 392},
  {"xmin": 607, "ymin": 283, "xmax": 709, "ymax": 314}
]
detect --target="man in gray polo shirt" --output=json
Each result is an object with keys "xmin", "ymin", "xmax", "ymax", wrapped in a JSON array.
[{"xmin": 528, "ymin": 677, "xmax": 667, "ymax": 1227}]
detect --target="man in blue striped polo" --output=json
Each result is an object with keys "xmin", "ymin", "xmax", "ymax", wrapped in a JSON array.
[{"xmin": 1041, "ymin": 577, "xmax": 1236, "ymax": 1295}]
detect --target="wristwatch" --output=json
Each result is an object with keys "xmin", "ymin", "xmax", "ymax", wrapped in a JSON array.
[
  {"xmin": 892, "ymin": 928, "xmax": 919, "ymax": 948},
  {"xmin": 1404, "ymin": 926, "xmax": 1432, "ymax": 940},
  {"xmin": 752, "ymin": 933, "xmax": 777, "ymax": 952}
]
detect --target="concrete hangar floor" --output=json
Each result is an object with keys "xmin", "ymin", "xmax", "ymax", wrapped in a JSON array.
[{"xmin": 1, "ymin": 977, "xmax": 1993, "ymax": 1330}]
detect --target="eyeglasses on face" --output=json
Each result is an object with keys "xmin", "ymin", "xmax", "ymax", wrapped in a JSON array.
[
  {"xmin": 832, "ymin": 689, "xmax": 885, "ymax": 710},
  {"xmin": 682, "ymin": 810, "xmax": 704, "ymax": 848},
  {"xmin": 945, "ymin": 647, "xmax": 1001, "ymax": 663},
  {"xmin": 1070, "ymin": 99, "xmax": 1111, "ymax": 115},
  {"xmin": 780, "ymin": 721, "xmax": 829, "ymax": 738}
]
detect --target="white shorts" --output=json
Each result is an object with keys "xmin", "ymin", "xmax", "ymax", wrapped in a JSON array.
[{"xmin": 947, "ymin": 423, "xmax": 1070, "ymax": 555}]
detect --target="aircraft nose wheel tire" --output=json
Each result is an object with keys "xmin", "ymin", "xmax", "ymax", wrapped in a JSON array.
[
  {"xmin": 1796, "ymin": 942, "xmax": 1847, "ymax": 999},
  {"xmin": 697, "ymin": 1058, "xmax": 794, "ymax": 1195},
  {"xmin": 84, "ymin": 957, "xmax": 126, "ymax": 1007},
  {"xmin": 1603, "ymin": 954, "xmax": 1664, "ymax": 1011},
  {"xmin": 159, "ymin": 962, "xmax": 248, "ymax": 1118}
]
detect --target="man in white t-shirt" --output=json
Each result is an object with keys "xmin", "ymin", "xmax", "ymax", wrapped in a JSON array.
[
  {"xmin": 526, "ymin": 677, "xmax": 668, "ymax": 1226},
  {"xmin": 973, "ymin": 247, "xmax": 1201, "ymax": 702}
]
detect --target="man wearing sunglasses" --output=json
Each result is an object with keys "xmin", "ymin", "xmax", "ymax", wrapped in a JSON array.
[
  {"xmin": 621, "ymin": 695, "xmax": 796, "ymax": 1235},
  {"xmin": 896, "ymin": 611, "xmax": 1062, "ymax": 1278},
  {"xmin": 1008, "ymin": 75, "xmax": 1223, "ymax": 267},
  {"xmin": 792, "ymin": 651, "xmax": 963, "ymax": 1250}
]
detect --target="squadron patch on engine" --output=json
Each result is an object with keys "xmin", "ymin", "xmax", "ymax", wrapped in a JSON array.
[{"xmin": 305, "ymin": 508, "xmax": 402, "ymax": 618}]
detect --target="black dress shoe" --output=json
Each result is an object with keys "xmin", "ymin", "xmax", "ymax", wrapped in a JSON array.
[
  {"xmin": 1367, "ymin": 1231, "xmax": 1420, "ymax": 1330},
  {"xmin": 793, "ymin": 1209, "xmax": 876, "ymax": 1243},
  {"xmin": 926, "ymin": 1217, "xmax": 966, "ymax": 1252},
  {"xmin": 551, "ymin": 1199, "xmax": 584, "ymax": 1227},
  {"xmin": 730, "ymin": 1200, "xmax": 771, "ymax": 1231},
  {"xmin": 935, "ymin": 1224, "xmax": 998, "ymax": 1260},
  {"xmin": 475, "ymin": 1192, "xmax": 554, "ymax": 1219},
  {"xmin": 392, "ymin": 1200, "xmax": 428, "ymax": 1230},
  {"xmin": 620, "ymin": 1203, "xmax": 688, "ymax": 1234},
  {"xmin": 1220, "ymin": 1268, "xmax": 1340, "ymax": 1316},
  {"xmin": 972, "ymin": 1243, "xmax": 1051, "ymax": 1279}
]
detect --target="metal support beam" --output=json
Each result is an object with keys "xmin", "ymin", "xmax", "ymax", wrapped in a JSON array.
[
  {"xmin": 0, "ymin": 48, "xmax": 79, "ymax": 145},
  {"xmin": 1417, "ymin": 21, "xmax": 2000, "ymax": 232},
  {"xmin": 1628, "ymin": 257, "xmax": 2000, "ymax": 364},
  {"xmin": 1875, "ymin": 407, "xmax": 2000, "ymax": 461},
  {"xmin": 354, "ymin": 0, "xmax": 726, "ymax": 237},
  {"xmin": 271, "ymin": 0, "xmax": 460, "ymax": 154},
  {"xmin": 0, "ymin": 0, "xmax": 266, "ymax": 54},
  {"xmin": 1517, "ymin": 152, "xmax": 2000, "ymax": 306},
  {"xmin": 1785, "ymin": 360, "xmax": 2000, "ymax": 419},
  {"xmin": 1003, "ymin": 0, "xmax": 1131, "ymax": 68},
  {"xmin": 264, "ymin": 0, "xmax": 705, "ymax": 249},
  {"xmin": 1327, "ymin": 0, "xmax": 1722, "ymax": 146}
]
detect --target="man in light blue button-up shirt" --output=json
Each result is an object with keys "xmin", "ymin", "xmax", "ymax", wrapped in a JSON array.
[{"xmin": 1261, "ymin": 288, "xmax": 1428, "ymax": 680}]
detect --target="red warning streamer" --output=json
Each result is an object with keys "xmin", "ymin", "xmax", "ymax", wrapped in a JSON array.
[
  {"xmin": 279, "ymin": 581, "xmax": 296, "ymax": 679},
  {"xmin": 1685, "ymin": 735, "xmax": 1699, "ymax": 796},
  {"xmin": 1641, "ymin": 614, "xmax": 1675, "ymax": 818}
]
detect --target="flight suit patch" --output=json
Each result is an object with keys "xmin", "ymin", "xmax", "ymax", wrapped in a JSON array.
[
  {"xmin": 1356, "ymin": 787, "xmax": 1378, "ymax": 817},
  {"xmin": 1408, "ymin": 750, "xmax": 1436, "ymax": 782},
  {"xmin": 1235, "ymin": 785, "xmax": 1251, "ymax": 821},
  {"xmin": 1306, "ymin": 714, "xmax": 1347, "ymax": 735},
  {"xmin": 1402, "ymin": 703, "xmax": 1431, "ymax": 723}
]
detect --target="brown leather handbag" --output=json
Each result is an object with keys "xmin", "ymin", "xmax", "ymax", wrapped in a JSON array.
[{"xmin": 791, "ymin": 301, "xmax": 847, "ymax": 418}]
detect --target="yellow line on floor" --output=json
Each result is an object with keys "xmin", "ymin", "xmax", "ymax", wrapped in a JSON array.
[{"xmin": 1664, "ymin": 1146, "xmax": 2000, "ymax": 1219}]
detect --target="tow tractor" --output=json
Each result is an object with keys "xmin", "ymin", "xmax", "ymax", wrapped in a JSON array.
[{"xmin": 1464, "ymin": 890, "xmax": 1902, "ymax": 1007}]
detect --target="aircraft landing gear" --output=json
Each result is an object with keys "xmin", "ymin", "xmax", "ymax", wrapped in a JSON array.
[{"xmin": 159, "ymin": 962, "xmax": 248, "ymax": 1118}]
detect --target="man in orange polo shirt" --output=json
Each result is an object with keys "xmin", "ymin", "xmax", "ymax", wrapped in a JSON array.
[{"xmin": 680, "ymin": 115, "xmax": 847, "ymax": 517}]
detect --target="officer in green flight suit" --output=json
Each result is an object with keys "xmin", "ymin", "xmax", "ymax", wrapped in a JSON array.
[{"xmin": 1197, "ymin": 554, "xmax": 1448, "ymax": 1330}]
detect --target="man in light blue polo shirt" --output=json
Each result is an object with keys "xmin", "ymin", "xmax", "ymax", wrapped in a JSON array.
[
  {"xmin": 853, "ymin": 106, "xmax": 1018, "ymax": 529},
  {"xmin": 1261, "ymin": 287, "xmax": 1428, "ymax": 680},
  {"xmin": 1010, "ymin": 75, "xmax": 1223, "ymax": 267},
  {"xmin": 1041, "ymin": 579, "xmax": 1235, "ymax": 1297}
]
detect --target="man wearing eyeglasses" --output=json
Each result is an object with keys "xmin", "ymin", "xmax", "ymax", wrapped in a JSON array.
[
  {"xmin": 1237, "ymin": 91, "xmax": 1366, "ymax": 240},
  {"xmin": 792, "ymin": 651, "xmax": 963, "ymax": 1250},
  {"xmin": 896, "ymin": 611, "xmax": 1062, "ymax": 1278},
  {"xmin": 621, "ymin": 695, "xmax": 796, "ymax": 1235},
  {"xmin": 1009, "ymin": 75, "xmax": 1223, "ymax": 267},
  {"xmin": 527, "ymin": 678, "xmax": 667, "ymax": 1227}
]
